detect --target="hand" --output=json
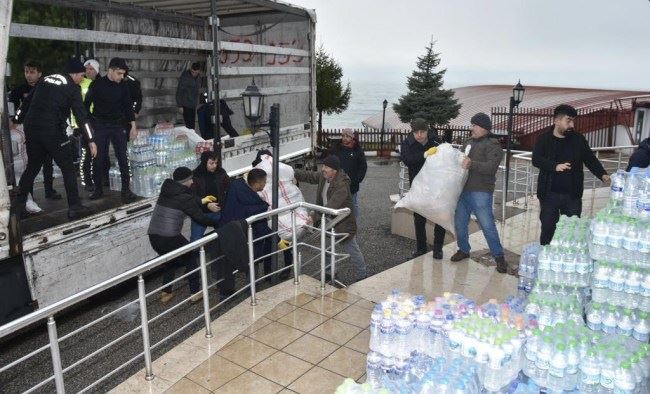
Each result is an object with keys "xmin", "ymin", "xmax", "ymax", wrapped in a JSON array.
[
  {"xmin": 556, "ymin": 162, "xmax": 571, "ymax": 172},
  {"xmin": 201, "ymin": 195, "xmax": 217, "ymax": 204},
  {"xmin": 129, "ymin": 126, "xmax": 138, "ymax": 141},
  {"xmin": 461, "ymin": 157, "xmax": 471, "ymax": 169},
  {"xmin": 601, "ymin": 174, "xmax": 611, "ymax": 186},
  {"xmin": 207, "ymin": 202, "xmax": 220, "ymax": 212},
  {"xmin": 88, "ymin": 142, "xmax": 98, "ymax": 158}
]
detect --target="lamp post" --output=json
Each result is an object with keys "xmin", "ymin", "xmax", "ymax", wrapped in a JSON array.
[
  {"xmin": 503, "ymin": 80, "xmax": 525, "ymax": 219},
  {"xmin": 380, "ymin": 99, "xmax": 388, "ymax": 158},
  {"xmin": 242, "ymin": 83, "xmax": 282, "ymax": 283}
]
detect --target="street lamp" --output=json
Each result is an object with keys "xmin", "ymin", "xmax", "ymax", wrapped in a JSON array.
[
  {"xmin": 380, "ymin": 99, "xmax": 388, "ymax": 158},
  {"xmin": 241, "ymin": 82, "xmax": 264, "ymax": 133},
  {"xmin": 503, "ymin": 80, "xmax": 525, "ymax": 220}
]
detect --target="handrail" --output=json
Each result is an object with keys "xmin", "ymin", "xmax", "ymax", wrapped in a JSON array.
[
  {"xmin": 245, "ymin": 201, "xmax": 351, "ymax": 224},
  {"xmin": 0, "ymin": 232, "xmax": 218, "ymax": 339}
]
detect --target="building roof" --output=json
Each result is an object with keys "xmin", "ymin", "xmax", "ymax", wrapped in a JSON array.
[{"xmin": 362, "ymin": 85, "xmax": 650, "ymax": 130}]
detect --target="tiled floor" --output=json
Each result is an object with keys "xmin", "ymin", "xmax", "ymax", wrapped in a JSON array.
[{"xmin": 112, "ymin": 187, "xmax": 613, "ymax": 393}]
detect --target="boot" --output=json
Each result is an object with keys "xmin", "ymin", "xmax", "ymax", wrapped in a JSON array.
[
  {"xmin": 67, "ymin": 204, "xmax": 92, "ymax": 220},
  {"xmin": 121, "ymin": 189, "xmax": 138, "ymax": 204},
  {"xmin": 160, "ymin": 291, "xmax": 175, "ymax": 305},
  {"xmin": 495, "ymin": 256, "xmax": 508, "ymax": 274},
  {"xmin": 45, "ymin": 189, "xmax": 63, "ymax": 200},
  {"xmin": 450, "ymin": 250, "xmax": 470, "ymax": 262}
]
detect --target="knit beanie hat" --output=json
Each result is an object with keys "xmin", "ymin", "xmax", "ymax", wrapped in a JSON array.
[
  {"xmin": 173, "ymin": 167, "xmax": 193, "ymax": 183},
  {"xmin": 83, "ymin": 59, "xmax": 100, "ymax": 74},
  {"xmin": 320, "ymin": 155, "xmax": 341, "ymax": 171},
  {"xmin": 470, "ymin": 112, "xmax": 492, "ymax": 131},
  {"xmin": 341, "ymin": 128, "xmax": 355, "ymax": 138},
  {"xmin": 410, "ymin": 118, "xmax": 428, "ymax": 132},
  {"xmin": 64, "ymin": 58, "xmax": 86, "ymax": 74}
]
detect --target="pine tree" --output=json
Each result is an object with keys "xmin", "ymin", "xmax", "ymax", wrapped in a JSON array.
[
  {"xmin": 316, "ymin": 46, "xmax": 351, "ymax": 132},
  {"xmin": 393, "ymin": 40, "xmax": 460, "ymax": 128}
]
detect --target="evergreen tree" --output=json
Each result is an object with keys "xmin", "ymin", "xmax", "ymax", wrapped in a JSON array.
[
  {"xmin": 316, "ymin": 46, "xmax": 351, "ymax": 132},
  {"xmin": 394, "ymin": 40, "xmax": 460, "ymax": 129}
]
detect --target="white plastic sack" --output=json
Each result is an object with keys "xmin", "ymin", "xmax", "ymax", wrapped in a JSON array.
[
  {"xmin": 394, "ymin": 143, "xmax": 468, "ymax": 236},
  {"xmin": 255, "ymin": 154, "xmax": 310, "ymax": 240}
]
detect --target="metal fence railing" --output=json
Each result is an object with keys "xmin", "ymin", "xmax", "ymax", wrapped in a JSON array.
[{"xmin": 0, "ymin": 202, "xmax": 351, "ymax": 393}]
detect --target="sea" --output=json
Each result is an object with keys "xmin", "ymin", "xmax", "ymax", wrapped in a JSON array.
[{"xmin": 322, "ymin": 79, "xmax": 407, "ymax": 129}]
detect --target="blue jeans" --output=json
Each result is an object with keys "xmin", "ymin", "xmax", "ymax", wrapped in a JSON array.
[
  {"xmin": 190, "ymin": 212, "xmax": 221, "ymax": 242},
  {"xmin": 341, "ymin": 235, "xmax": 367, "ymax": 279},
  {"xmin": 454, "ymin": 191, "xmax": 504, "ymax": 258},
  {"xmin": 351, "ymin": 192, "xmax": 360, "ymax": 218}
]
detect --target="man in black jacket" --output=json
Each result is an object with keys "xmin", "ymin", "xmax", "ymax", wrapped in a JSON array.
[
  {"xmin": 399, "ymin": 118, "xmax": 446, "ymax": 260},
  {"xmin": 13, "ymin": 58, "xmax": 97, "ymax": 219},
  {"xmin": 176, "ymin": 62, "xmax": 201, "ymax": 129},
  {"xmin": 84, "ymin": 57, "xmax": 137, "ymax": 203},
  {"xmin": 627, "ymin": 138, "xmax": 650, "ymax": 171},
  {"xmin": 532, "ymin": 104, "xmax": 610, "ymax": 245},
  {"xmin": 148, "ymin": 167, "xmax": 221, "ymax": 305},
  {"xmin": 329, "ymin": 128, "xmax": 367, "ymax": 218}
]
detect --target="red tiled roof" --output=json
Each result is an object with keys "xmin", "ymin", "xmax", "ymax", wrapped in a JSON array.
[{"xmin": 362, "ymin": 85, "xmax": 650, "ymax": 130}]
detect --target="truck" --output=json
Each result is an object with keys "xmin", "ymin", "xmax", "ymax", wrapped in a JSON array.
[{"xmin": 0, "ymin": 0, "xmax": 317, "ymax": 324}]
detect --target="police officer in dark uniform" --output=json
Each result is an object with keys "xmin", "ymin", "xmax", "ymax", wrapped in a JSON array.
[{"xmin": 14, "ymin": 58, "xmax": 97, "ymax": 219}]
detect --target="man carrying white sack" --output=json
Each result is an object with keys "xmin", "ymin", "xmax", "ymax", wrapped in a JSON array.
[{"xmin": 450, "ymin": 113, "xmax": 511, "ymax": 275}]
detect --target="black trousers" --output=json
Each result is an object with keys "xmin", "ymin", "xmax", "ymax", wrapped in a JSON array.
[
  {"xmin": 149, "ymin": 234, "xmax": 200, "ymax": 294},
  {"xmin": 221, "ymin": 115, "xmax": 239, "ymax": 137},
  {"xmin": 413, "ymin": 213, "xmax": 446, "ymax": 253},
  {"xmin": 18, "ymin": 130, "xmax": 80, "ymax": 208},
  {"xmin": 93, "ymin": 124, "xmax": 129, "ymax": 193},
  {"xmin": 42, "ymin": 154, "xmax": 55, "ymax": 193},
  {"xmin": 182, "ymin": 107, "xmax": 196, "ymax": 130},
  {"xmin": 539, "ymin": 192, "xmax": 582, "ymax": 245}
]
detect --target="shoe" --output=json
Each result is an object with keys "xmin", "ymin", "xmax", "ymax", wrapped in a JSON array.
[
  {"xmin": 411, "ymin": 250, "xmax": 426, "ymax": 259},
  {"xmin": 45, "ymin": 190, "xmax": 63, "ymax": 200},
  {"xmin": 67, "ymin": 204, "xmax": 92, "ymax": 219},
  {"xmin": 495, "ymin": 256, "xmax": 508, "ymax": 274},
  {"xmin": 89, "ymin": 190, "xmax": 104, "ymax": 200},
  {"xmin": 25, "ymin": 198, "xmax": 43, "ymax": 213},
  {"xmin": 121, "ymin": 190, "xmax": 138, "ymax": 204},
  {"xmin": 190, "ymin": 292, "xmax": 203, "ymax": 304},
  {"xmin": 432, "ymin": 250, "xmax": 443, "ymax": 260},
  {"xmin": 160, "ymin": 291, "xmax": 175, "ymax": 304},
  {"xmin": 450, "ymin": 250, "xmax": 470, "ymax": 262}
]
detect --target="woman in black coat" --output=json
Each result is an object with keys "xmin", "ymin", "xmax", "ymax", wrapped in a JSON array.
[{"xmin": 191, "ymin": 151, "xmax": 230, "ymax": 241}]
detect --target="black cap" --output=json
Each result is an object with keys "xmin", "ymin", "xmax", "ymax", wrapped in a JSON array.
[
  {"xmin": 410, "ymin": 118, "xmax": 428, "ymax": 132},
  {"xmin": 173, "ymin": 167, "xmax": 193, "ymax": 183},
  {"xmin": 64, "ymin": 58, "xmax": 86, "ymax": 74},
  {"xmin": 108, "ymin": 57, "xmax": 129, "ymax": 71},
  {"xmin": 320, "ymin": 155, "xmax": 341, "ymax": 171},
  {"xmin": 470, "ymin": 112, "xmax": 492, "ymax": 131}
]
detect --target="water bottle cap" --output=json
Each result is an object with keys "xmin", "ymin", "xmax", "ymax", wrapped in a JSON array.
[
  {"xmin": 621, "ymin": 362, "xmax": 631, "ymax": 369},
  {"xmin": 556, "ymin": 343, "xmax": 566, "ymax": 351}
]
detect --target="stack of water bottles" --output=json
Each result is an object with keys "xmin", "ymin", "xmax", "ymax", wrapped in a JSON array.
[
  {"xmin": 517, "ymin": 243, "xmax": 540, "ymax": 297},
  {"xmin": 524, "ymin": 284, "xmax": 586, "ymax": 329}
]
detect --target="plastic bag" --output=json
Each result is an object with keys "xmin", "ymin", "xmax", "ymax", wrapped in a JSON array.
[
  {"xmin": 255, "ymin": 154, "xmax": 310, "ymax": 240},
  {"xmin": 394, "ymin": 143, "xmax": 468, "ymax": 236}
]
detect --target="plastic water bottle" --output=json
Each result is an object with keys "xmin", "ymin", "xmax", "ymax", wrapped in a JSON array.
[
  {"xmin": 564, "ymin": 339, "xmax": 580, "ymax": 391},
  {"xmin": 613, "ymin": 362, "xmax": 636, "ymax": 394},
  {"xmin": 547, "ymin": 343, "xmax": 567, "ymax": 393},
  {"xmin": 602, "ymin": 305, "xmax": 619, "ymax": 335},
  {"xmin": 536, "ymin": 336, "xmax": 553, "ymax": 383},
  {"xmin": 611, "ymin": 169, "xmax": 626, "ymax": 202},
  {"xmin": 579, "ymin": 349, "xmax": 601, "ymax": 393},
  {"xmin": 366, "ymin": 351, "xmax": 382, "ymax": 388},
  {"xmin": 617, "ymin": 309, "xmax": 635, "ymax": 337},
  {"xmin": 586, "ymin": 303, "xmax": 603, "ymax": 331},
  {"xmin": 601, "ymin": 352, "xmax": 617, "ymax": 392},
  {"xmin": 633, "ymin": 312, "xmax": 650, "ymax": 342}
]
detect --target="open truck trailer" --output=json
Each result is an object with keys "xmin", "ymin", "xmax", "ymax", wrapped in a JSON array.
[{"xmin": 0, "ymin": 0, "xmax": 317, "ymax": 324}]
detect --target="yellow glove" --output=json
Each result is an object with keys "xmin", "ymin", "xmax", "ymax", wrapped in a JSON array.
[
  {"xmin": 278, "ymin": 239, "xmax": 291, "ymax": 250},
  {"xmin": 201, "ymin": 195, "xmax": 217, "ymax": 204},
  {"xmin": 424, "ymin": 147, "xmax": 438, "ymax": 157}
]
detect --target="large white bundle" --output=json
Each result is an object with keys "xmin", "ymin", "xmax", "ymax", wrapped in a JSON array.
[
  {"xmin": 394, "ymin": 143, "xmax": 468, "ymax": 236},
  {"xmin": 255, "ymin": 154, "xmax": 310, "ymax": 240}
]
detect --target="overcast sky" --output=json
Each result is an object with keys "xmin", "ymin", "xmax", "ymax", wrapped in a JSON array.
[{"xmin": 290, "ymin": 0, "xmax": 650, "ymax": 90}]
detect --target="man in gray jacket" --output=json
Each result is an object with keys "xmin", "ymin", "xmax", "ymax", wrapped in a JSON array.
[
  {"xmin": 450, "ymin": 113, "xmax": 510, "ymax": 274},
  {"xmin": 176, "ymin": 62, "xmax": 201, "ymax": 129}
]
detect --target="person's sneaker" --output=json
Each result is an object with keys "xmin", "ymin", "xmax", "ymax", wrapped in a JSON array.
[
  {"xmin": 121, "ymin": 190, "xmax": 138, "ymax": 204},
  {"xmin": 67, "ymin": 204, "xmax": 92, "ymax": 220},
  {"xmin": 189, "ymin": 292, "xmax": 203, "ymax": 304},
  {"xmin": 45, "ymin": 190, "xmax": 63, "ymax": 200},
  {"xmin": 160, "ymin": 291, "xmax": 175, "ymax": 305},
  {"xmin": 450, "ymin": 250, "xmax": 470, "ymax": 262},
  {"xmin": 495, "ymin": 256, "xmax": 508, "ymax": 274},
  {"xmin": 411, "ymin": 250, "xmax": 427, "ymax": 259},
  {"xmin": 26, "ymin": 198, "xmax": 43, "ymax": 213},
  {"xmin": 89, "ymin": 190, "xmax": 104, "ymax": 200},
  {"xmin": 432, "ymin": 250, "xmax": 443, "ymax": 260}
]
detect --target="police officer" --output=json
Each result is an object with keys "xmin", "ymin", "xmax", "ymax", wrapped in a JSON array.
[{"xmin": 14, "ymin": 58, "xmax": 97, "ymax": 219}]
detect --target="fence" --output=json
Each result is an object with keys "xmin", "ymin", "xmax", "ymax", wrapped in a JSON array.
[
  {"xmin": 317, "ymin": 126, "xmax": 472, "ymax": 152},
  {"xmin": 0, "ymin": 202, "xmax": 351, "ymax": 393}
]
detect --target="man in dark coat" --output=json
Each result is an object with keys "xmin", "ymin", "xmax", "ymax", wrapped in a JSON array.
[
  {"xmin": 148, "ymin": 167, "xmax": 220, "ymax": 305},
  {"xmin": 627, "ymin": 138, "xmax": 650, "ymax": 171},
  {"xmin": 532, "ymin": 104, "xmax": 610, "ymax": 245},
  {"xmin": 399, "ymin": 118, "xmax": 446, "ymax": 260},
  {"xmin": 176, "ymin": 62, "xmax": 201, "ymax": 129},
  {"xmin": 329, "ymin": 128, "xmax": 367, "ymax": 218},
  {"xmin": 191, "ymin": 151, "xmax": 230, "ymax": 242}
]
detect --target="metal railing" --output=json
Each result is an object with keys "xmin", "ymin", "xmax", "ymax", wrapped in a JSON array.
[{"xmin": 0, "ymin": 202, "xmax": 351, "ymax": 393}]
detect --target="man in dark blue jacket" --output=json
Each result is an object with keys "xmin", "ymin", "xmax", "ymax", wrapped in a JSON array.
[
  {"xmin": 329, "ymin": 128, "xmax": 367, "ymax": 218},
  {"xmin": 627, "ymin": 138, "xmax": 650, "ymax": 171}
]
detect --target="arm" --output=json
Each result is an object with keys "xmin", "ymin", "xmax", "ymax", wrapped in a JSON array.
[
  {"xmin": 122, "ymin": 84, "xmax": 137, "ymax": 138},
  {"xmin": 357, "ymin": 148, "xmax": 368, "ymax": 183},
  {"xmin": 181, "ymin": 196, "xmax": 219, "ymax": 227},
  {"xmin": 325, "ymin": 179, "xmax": 351, "ymax": 210},
  {"xmin": 469, "ymin": 142, "xmax": 502, "ymax": 176},
  {"xmin": 69, "ymin": 85, "xmax": 95, "ymax": 144},
  {"xmin": 130, "ymin": 77, "xmax": 143, "ymax": 114},
  {"xmin": 581, "ymin": 137, "xmax": 607, "ymax": 179},
  {"xmin": 294, "ymin": 168, "xmax": 321, "ymax": 184},
  {"xmin": 84, "ymin": 81, "xmax": 95, "ymax": 113},
  {"xmin": 13, "ymin": 88, "xmax": 34, "ymax": 124},
  {"xmin": 400, "ymin": 142, "xmax": 424, "ymax": 168},
  {"xmin": 531, "ymin": 138, "xmax": 557, "ymax": 172}
]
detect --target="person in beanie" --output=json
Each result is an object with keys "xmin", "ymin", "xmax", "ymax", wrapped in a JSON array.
[
  {"xmin": 13, "ymin": 58, "xmax": 97, "ymax": 220},
  {"xmin": 451, "ymin": 113, "xmax": 510, "ymax": 274},
  {"xmin": 399, "ymin": 118, "xmax": 446, "ymax": 260},
  {"xmin": 148, "ymin": 166, "xmax": 221, "ymax": 305},
  {"xmin": 294, "ymin": 155, "xmax": 368, "ymax": 282},
  {"xmin": 532, "ymin": 104, "xmax": 610, "ymax": 245},
  {"xmin": 84, "ymin": 57, "xmax": 138, "ymax": 203},
  {"xmin": 329, "ymin": 128, "xmax": 367, "ymax": 218},
  {"xmin": 627, "ymin": 137, "xmax": 650, "ymax": 171}
]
